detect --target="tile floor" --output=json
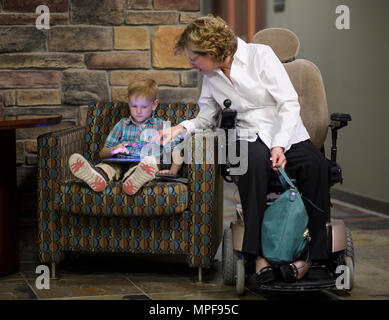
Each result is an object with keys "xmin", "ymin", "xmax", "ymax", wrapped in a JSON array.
[{"xmin": 1, "ymin": 181, "xmax": 388, "ymax": 300}]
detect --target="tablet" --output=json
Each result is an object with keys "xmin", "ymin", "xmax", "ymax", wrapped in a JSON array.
[
  {"xmin": 154, "ymin": 174, "xmax": 188, "ymax": 184},
  {"xmin": 101, "ymin": 157, "xmax": 140, "ymax": 163}
]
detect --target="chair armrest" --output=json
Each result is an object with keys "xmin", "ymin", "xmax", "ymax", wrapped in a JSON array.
[
  {"xmin": 182, "ymin": 130, "xmax": 224, "ymax": 266},
  {"xmin": 37, "ymin": 126, "xmax": 86, "ymax": 264},
  {"xmin": 182, "ymin": 130, "xmax": 220, "ymax": 191},
  {"xmin": 37, "ymin": 126, "xmax": 86, "ymax": 182}
]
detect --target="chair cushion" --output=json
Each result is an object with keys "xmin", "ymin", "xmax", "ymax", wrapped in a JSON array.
[{"xmin": 59, "ymin": 179, "xmax": 188, "ymax": 217}]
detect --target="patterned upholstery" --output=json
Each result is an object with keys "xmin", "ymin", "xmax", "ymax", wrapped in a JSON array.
[{"xmin": 37, "ymin": 102, "xmax": 223, "ymax": 269}]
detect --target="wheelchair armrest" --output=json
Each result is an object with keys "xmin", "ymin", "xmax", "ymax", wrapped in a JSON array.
[
  {"xmin": 330, "ymin": 113, "xmax": 351, "ymax": 130},
  {"xmin": 329, "ymin": 113, "xmax": 351, "ymax": 163},
  {"xmin": 330, "ymin": 113, "xmax": 351, "ymax": 122}
]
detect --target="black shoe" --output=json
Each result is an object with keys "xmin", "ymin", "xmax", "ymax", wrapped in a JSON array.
[
  {"xmin": 280, "ymin": 263, "xmax": 299, "ymax": 282},
  {"xmin": 255, "ymin": 266, "xmax": 276, "ymax": 285}
]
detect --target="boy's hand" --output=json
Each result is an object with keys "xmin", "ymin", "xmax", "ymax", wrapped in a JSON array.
[
  {"xmin": 158, "ymin": 169, "xmax": 178, "ymax": 175},
  {"xmin": 111, "ymin": 142, "xmax": 130, "ymax": 155}
]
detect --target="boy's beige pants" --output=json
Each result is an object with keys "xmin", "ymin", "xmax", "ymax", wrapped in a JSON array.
[{"xmin": 95, "ymin": 162, "xmax": 137, "ymax": 182}]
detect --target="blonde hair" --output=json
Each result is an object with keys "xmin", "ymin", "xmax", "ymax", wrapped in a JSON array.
[
  {"xmin": 127, "ymin": 78, "xmax": 158, "ymax": 101},
  {"xmin": 175, "ymin": 15, "xmax": 237, "ymax": 62}
]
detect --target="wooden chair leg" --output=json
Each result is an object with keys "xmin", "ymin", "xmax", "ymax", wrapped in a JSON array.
[
  {"xmin": 198, "ymin": 267, "xmax": 203, "ymax": 283},
  {"xmin": 51, "ymin": 262, "xmax": 56, "ymax": 279}
]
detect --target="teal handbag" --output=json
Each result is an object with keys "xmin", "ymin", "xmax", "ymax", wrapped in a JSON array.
[{"xmin": 261, "ymin": 167, "xmax": 310, "ymax": 265}]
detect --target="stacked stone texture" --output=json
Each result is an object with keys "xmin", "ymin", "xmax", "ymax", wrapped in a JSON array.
[
  {"xmin": 0, "ymin": 0, "xmax": 200, "ymax": 167},
  {"xmin": 0, "ymin": 0, "xmax": 200, "ymax": 220}
]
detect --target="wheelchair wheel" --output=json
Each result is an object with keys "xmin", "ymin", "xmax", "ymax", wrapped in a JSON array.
[
  {"xmin": 236, "ymin": 258, "xmax": 245, "ymax": 295},
  {"xmin": 346, "ymin": 227, "xmax": 355, "ymax": 265},
  {"xmin": 222, "ymin": 227, "xmax": 237, "ymax": 285},
  {"xmin": 334, "ymin": 227, "xmax": 354, "ymax": 291},
  {"xmin": 345, "ymin": 227, "xmax": 355, "ymax": 291}
]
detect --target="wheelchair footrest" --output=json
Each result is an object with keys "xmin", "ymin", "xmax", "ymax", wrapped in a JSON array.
[{"xmin": 249, "ymin": 266, "xmax": 335, "ymax": 291}]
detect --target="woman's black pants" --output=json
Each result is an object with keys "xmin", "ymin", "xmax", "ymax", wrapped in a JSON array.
[{"xmin": 235, "ymin": 138, "xmax": 330, "ymax": 260}]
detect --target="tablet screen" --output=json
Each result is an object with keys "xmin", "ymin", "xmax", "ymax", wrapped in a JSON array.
[{"xmin": 101, "ymin": 156, "xmax": 140, "ymax": 163}]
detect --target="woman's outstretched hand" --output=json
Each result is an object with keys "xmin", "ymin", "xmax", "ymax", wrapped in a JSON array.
[
  {"xmin": 153, "ymin": 125, "xmax": 186, "ymax": 146},
  {"xmin": 270, "ymin": 146, "xmax": 287, "ymax": 172}
]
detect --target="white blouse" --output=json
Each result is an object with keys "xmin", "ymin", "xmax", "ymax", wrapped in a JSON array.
[{"xmin": 180, "ymin": 37, "xmax": 310, "ymax": 152}]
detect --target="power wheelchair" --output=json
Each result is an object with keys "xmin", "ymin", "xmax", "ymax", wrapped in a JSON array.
[{"xmin": 220, "ymin": 28, "xmax": 353, "ymax": 294}]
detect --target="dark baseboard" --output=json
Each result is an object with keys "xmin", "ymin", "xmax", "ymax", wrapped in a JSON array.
[{"xmin": 331, "ymin": 189, "xmax": 389, "ymax": 216}]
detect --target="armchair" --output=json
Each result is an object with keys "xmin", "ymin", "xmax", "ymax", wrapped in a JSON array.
[{"xmin": 37, "ymin": 102, "xmax": 224, "ymax": 281}]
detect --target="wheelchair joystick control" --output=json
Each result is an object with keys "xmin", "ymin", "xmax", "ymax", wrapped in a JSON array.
[
  {"xmin": 223, "ymin": 99, "xmax": 232, "ymax": 109},
  {"xmin": 220, "ymin": 99, "xmax": 236, "ymax": 130},
  {"xmin": 220, "ymin": 98, "xmax": 239, "ymax": 184}
]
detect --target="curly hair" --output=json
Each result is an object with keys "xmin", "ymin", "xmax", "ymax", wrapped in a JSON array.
[
  {"xmin": 175, "ymin": 15, "xmax": 237, "ymax": 62},
  {"xmin": 127, "ymin": 78, "xmax": 158, "ymax": 101}
]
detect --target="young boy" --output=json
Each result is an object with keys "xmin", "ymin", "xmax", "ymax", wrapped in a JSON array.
[{"xmin": 68, "ymin": 79, "xmax": 183, "ymax": 195}]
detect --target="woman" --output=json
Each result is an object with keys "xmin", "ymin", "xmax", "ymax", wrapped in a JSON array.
[{"xmin": 157, "ymin": 15, "xmax": 330, "ymax": 284}]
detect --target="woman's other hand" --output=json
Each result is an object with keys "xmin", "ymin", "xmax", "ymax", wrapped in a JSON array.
[{"xmin": 270, "ymin": 146, "xmax": 286, "ymax": 172}]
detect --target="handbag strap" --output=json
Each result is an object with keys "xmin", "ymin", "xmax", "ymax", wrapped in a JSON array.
[
  {"xmin": 277, "ymin": 167, "xmax": 296, "ymax": 190},
  {"xmin": 278, "ymin": 168, "xmax": 326, "ymax": 214},
  {"xmin": 296, "ymin": 246, "xmax": 310, "ymax": 270}
]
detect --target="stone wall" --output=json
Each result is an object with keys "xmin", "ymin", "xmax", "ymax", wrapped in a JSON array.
[{"xmin": 0, "ymin": 0, "xmax": 201, "ymax": 221}]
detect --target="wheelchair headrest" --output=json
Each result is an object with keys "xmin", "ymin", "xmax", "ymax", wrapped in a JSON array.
[{"xmin": 252, "ymin": 28, "xmax": 300, "ymax": 63}]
